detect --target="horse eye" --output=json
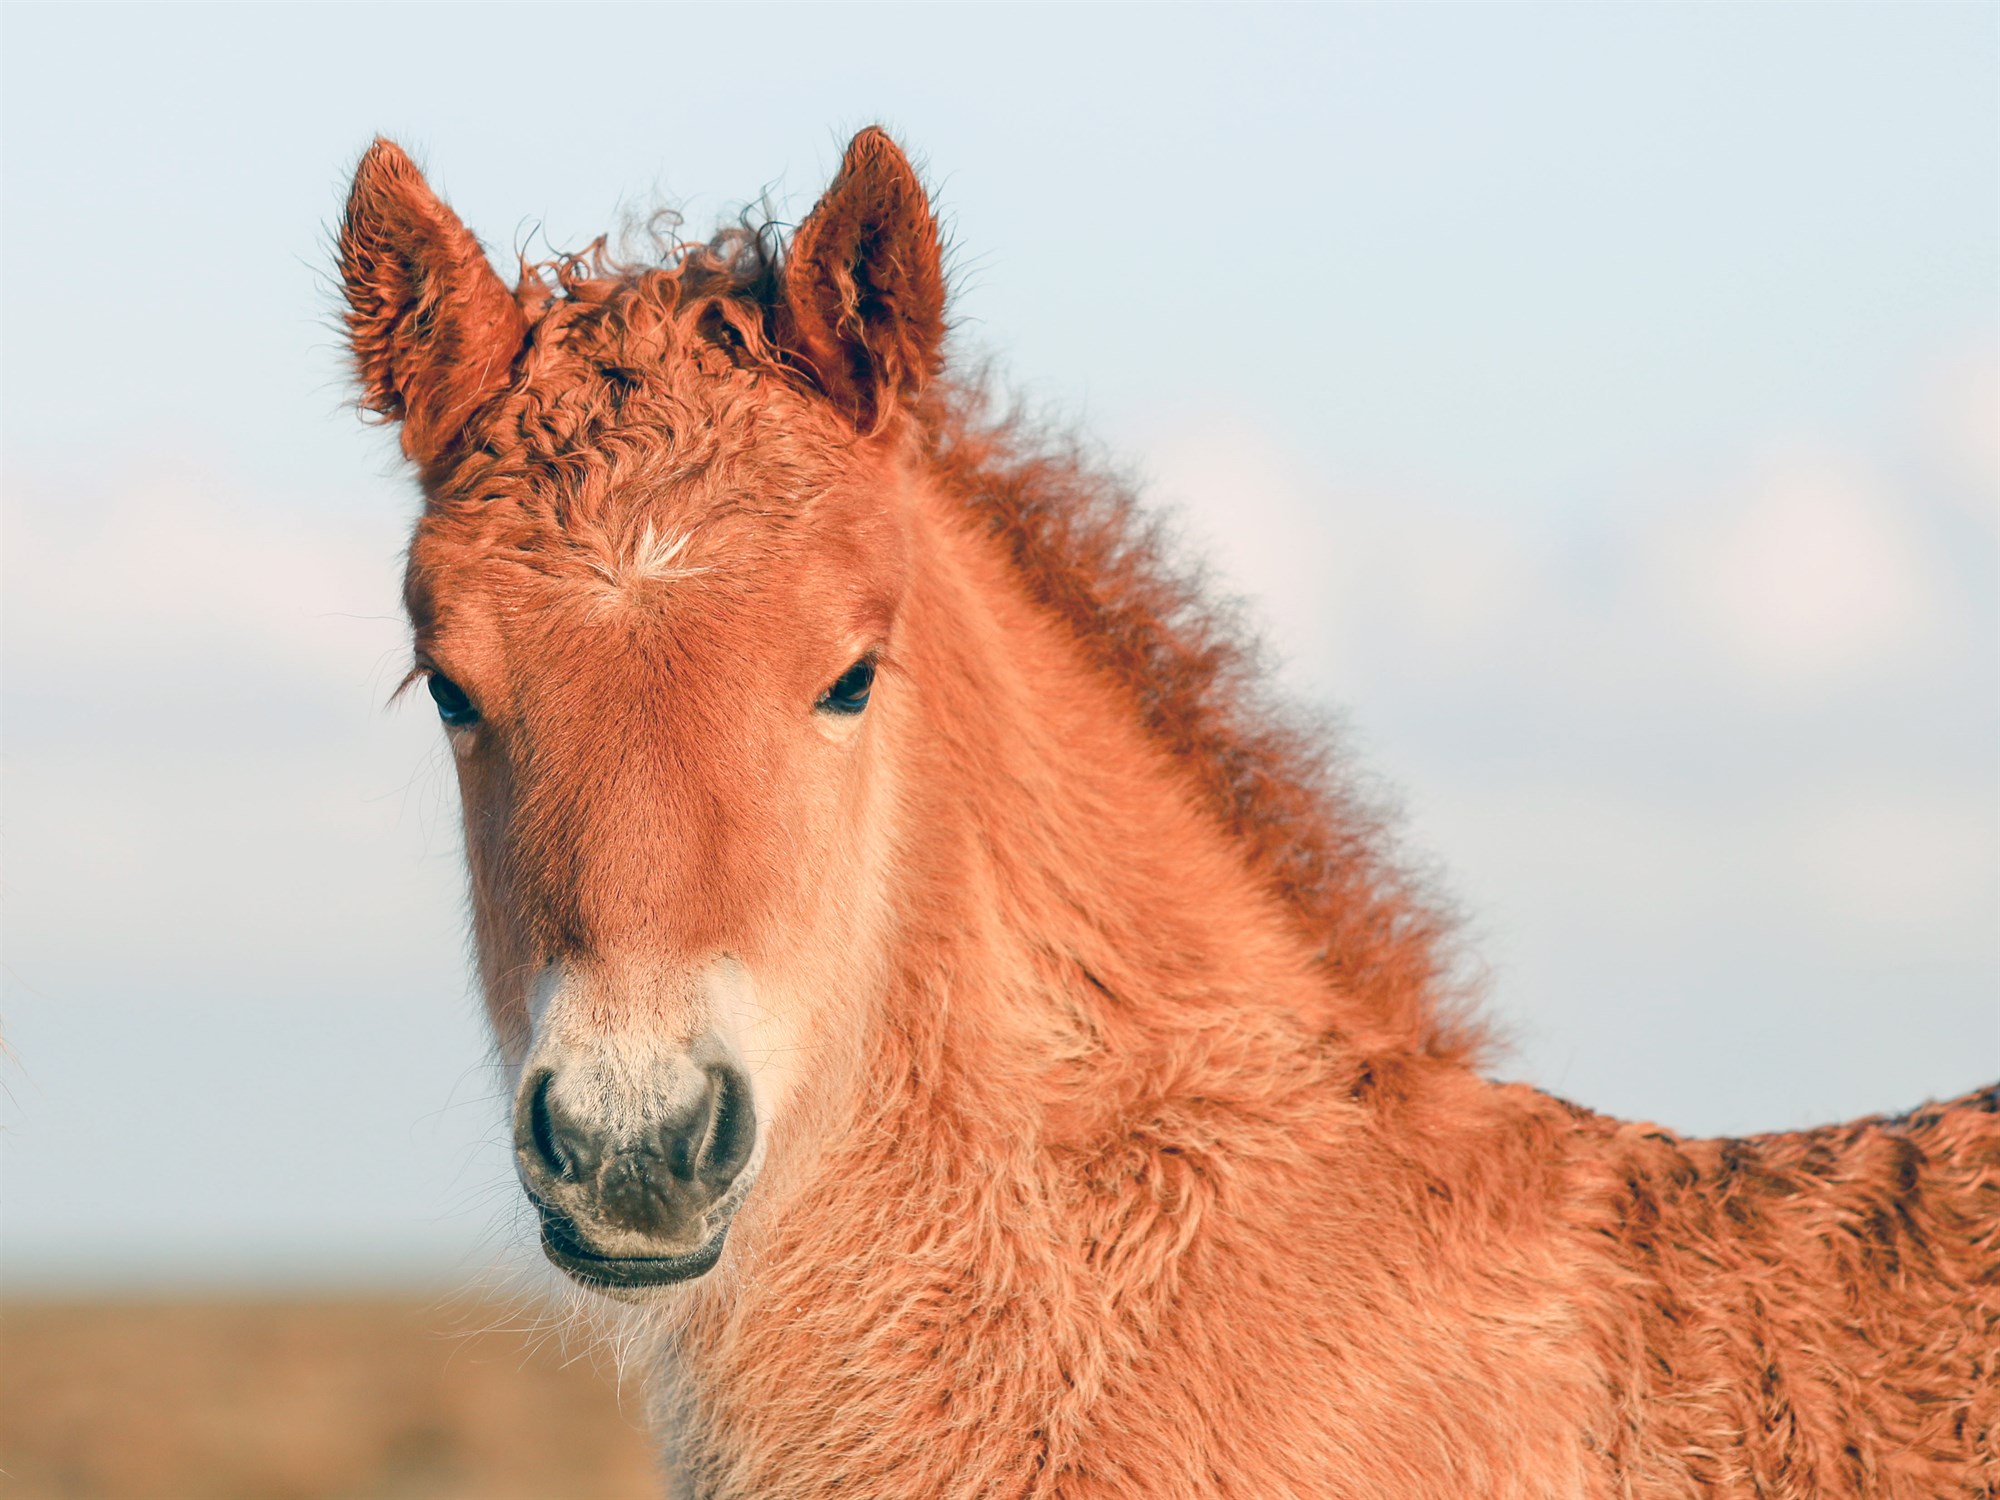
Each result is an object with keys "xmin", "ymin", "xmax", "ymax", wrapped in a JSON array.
[
  {"xmin": 427, "ymin": 673, "xmax": 481, "ymax": 728},
  {"xmin": 816, "ymin": 658, "xmax": 876, "ymax": 716}
]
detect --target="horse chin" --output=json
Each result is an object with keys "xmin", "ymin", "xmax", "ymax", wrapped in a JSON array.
[{"xmin": 533, "ymin": 1197, "xmax": 739, "ymax": 1298}]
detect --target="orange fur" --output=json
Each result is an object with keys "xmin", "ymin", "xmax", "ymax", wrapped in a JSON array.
[{"xmin": 339, "ymin": 131, "xmax": 2000, "ymax": 1498}]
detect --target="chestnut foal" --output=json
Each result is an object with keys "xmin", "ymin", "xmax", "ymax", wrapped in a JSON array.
[{"xmin": 339, "ymin": 130, "xmax": 1998, "ymax": 1499}]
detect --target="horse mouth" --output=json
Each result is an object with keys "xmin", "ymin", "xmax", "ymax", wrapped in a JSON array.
[{"xmin": 534, "ymin": 1201, "xmax": 733, "ymax": 1291}]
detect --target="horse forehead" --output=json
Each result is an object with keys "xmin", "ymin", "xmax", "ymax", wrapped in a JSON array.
[
  {"xmin": 414, "ymin": 470, "xmax": 822, "ymax": 616},
  {"xmin": 407, "ymin": 382, "xmax": 890, "ymax": 647}
]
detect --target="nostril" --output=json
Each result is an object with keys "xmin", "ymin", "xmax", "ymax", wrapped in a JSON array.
[
  {"xmin": 526, "ymin": 1072, "xmax": 575, "ymax": 1182},
  {"xmin": 696, "ymin": 1066, "xmax": 755, "ymax": 1189}
]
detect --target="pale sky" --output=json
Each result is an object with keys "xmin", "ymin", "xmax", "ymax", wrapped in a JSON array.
[{"xmin": 3, "ymin": 2, "xmax": 1994, "ymax": 1288}]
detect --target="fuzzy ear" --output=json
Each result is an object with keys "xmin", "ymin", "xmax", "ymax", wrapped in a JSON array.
[
  {"xmin": 339, "ymin": 139, "xmax": 528, "ymax": 473},
  {"xmin": 780, "ymin": 128, "xmax": 946, "ymax": 432}
]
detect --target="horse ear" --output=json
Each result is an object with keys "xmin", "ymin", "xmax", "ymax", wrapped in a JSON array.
[
  {"xmin": 338, "ymin": 138, "xmax": 528, "ymax": 473},
  {"xmin": 781, "ymin": 128, "xmax": 946, "ymax": 432}
]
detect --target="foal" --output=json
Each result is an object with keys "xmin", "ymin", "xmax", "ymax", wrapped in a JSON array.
[{"xmin": 339, "ymin": 129, "xmax": 1998, "ymax": 1498}]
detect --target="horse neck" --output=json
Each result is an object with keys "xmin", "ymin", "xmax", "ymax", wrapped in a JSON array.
[{"xmin": 861, "ymin": 474, "xmax": 1440, "ymax": 1147}]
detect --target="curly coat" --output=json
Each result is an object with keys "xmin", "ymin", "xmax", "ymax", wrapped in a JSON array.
[{"xmin": 339, "ymin": 128, "xmax": 1999, "ymax": 1499}]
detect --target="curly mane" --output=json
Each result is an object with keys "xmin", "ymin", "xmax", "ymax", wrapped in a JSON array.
[{"xmin": 918, "ymin": 384, "xmax": 1483, "ymax": 1065}]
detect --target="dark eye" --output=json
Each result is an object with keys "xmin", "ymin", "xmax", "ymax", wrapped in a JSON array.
[
  {"xmin": 815, "ymin": 658, "xmax": 875, "ymax": 716},
  {"xmin": 427, "ymin": 673, "xmax": 481, "ymax": 728}
]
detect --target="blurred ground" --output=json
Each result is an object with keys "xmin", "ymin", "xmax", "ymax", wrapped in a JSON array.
[{"xmin": 0, "ymin": 1296, "xmax": 662, "ymax": 1500}]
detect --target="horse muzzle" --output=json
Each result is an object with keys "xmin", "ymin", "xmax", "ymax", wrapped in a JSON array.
[{"xmin": 512, "ymin": 1032, "xmax": 758, "ymax": 1293}]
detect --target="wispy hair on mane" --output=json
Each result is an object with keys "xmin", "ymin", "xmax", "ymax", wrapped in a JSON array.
[
  {"xmin": 519, "ymin": 203, "xmax": 785, "ymax": 313},
  {"xmin": 919, "ymin": 381, "xmax": 1485, "ymax": 1065}
]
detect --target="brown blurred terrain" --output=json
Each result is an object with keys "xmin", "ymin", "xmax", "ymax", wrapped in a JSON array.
[{"xmin": 0, "ymin": 1296, "xmax": 663, "ymax": 1500}]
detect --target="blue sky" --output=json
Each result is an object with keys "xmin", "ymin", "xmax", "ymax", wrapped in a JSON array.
[{"xmin": 3, "ymin": 3, "xmax": 1994, "ymax": 1288}]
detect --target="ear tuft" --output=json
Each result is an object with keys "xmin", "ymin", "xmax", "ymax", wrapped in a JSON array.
[
  {"xmin": 339, "ymin": 139, "xmax": 528, "ymax": 473},
  {"xmin": 781, "ymin": 128, "xmax": 946, "ymax": 433}
]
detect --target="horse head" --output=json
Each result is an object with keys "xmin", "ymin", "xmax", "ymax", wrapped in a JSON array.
[{"xmin": 340, "ymin": 130, "xmax": 946, "ymax": 1293}]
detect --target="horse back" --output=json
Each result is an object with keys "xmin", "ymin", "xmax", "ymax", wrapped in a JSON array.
[{"xmin": 1577, "ymin": 1083, "xmax": 2000, "ymax": 1497}]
